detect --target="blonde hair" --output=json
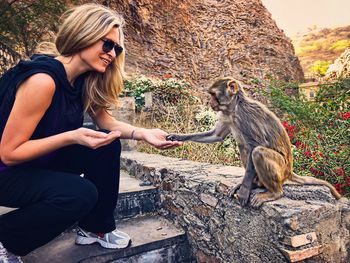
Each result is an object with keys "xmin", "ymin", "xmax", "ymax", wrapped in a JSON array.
[{"xmin": 40, "ymin": 4, "xmax": 126, "ymax": 113}]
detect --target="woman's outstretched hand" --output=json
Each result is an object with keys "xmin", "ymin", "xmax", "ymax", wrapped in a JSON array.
[
  {"xmin": 141, "ymin": 128, "xmax": 182, "ymax": 149},
  {"xmin": 71, "ymin": 127, "xmax": 121, "ymax": 149}
]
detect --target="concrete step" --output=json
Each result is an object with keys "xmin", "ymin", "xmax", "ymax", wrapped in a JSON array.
[
  {"xmin": 117, "ymin": 170, "xmax": 161, "ymax": 219},
  {"xmin": 23, "ymin": 215, "xmax": 194, "ymax": 263}
]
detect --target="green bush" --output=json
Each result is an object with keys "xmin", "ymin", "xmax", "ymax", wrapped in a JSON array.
[
  {"xmin": 266, "ymin": 79, "xmax": 350, "ymax": 196},
  {"xmin": 123, "ymin": 76, "xmax": 154, "ymax": 110},
  {"xmin": 123, "ymin": 76, "xmax": 196, "ymax": 110}
]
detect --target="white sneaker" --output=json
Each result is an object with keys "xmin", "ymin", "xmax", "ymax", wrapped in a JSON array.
[
  {"xmin": 0, "ymin": 242, "xmax": 23, "ymax": 263},
  {"xmin": 75, "ymin": 227, "xmax": 131, "ymax": 249}
]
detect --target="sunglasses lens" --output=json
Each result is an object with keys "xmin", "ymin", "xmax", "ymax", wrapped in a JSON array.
[
  {"xmin": 102, "ymin": 39, "xmax": 123, "ymax": 57},
  {"xmin": 102, "ymin": 40, "xmax": 114, "ymax": 53},
  {"xmin": 114, "ymin": 46, "xmax": 123, "ymax": 57}
]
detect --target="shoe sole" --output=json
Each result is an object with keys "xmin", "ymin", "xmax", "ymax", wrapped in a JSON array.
[{"xmin": 75, "ymin": 236, "xmax": 130, "ymax": 249}]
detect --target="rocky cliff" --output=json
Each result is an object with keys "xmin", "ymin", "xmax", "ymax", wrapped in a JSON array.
[
  {"xmin": 102, "ymin": 0, "xmax": 303, "ymax": 90},
  {"xmin": 326, "ymin": 48, "xmax": 350, "ymax": 80}
]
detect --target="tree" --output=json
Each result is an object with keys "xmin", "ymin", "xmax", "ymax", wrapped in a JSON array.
[
  {"xmin": 310, "ymin": 60, "xmax": 332, "ymax": 76},
  {"xmin": 0, "ymin": 0, "xmax": 70, "ymax": 57}
]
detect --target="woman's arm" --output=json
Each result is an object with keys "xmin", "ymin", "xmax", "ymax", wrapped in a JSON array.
[
  {"xmin": 92, "ymin": 108, "xmax": 182, "ymax": 149},
  {"xmin": 0, "ymin": 73, "xmax": 119, "ymax": 166}
]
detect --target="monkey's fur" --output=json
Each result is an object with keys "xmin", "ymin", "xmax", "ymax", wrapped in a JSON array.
[{"xmin": 167, "ymin": 77, "xmax": 341, "ymax": 207}]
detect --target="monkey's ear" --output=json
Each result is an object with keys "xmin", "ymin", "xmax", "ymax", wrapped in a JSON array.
[{"xmin": 227, "ymin": 80, "xmax": 240, "ymax": 95}]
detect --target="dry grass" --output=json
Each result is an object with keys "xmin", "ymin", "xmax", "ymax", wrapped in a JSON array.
[{"xmin": 134, "ymin": 100, "xmax": 242, "ymax": 167}]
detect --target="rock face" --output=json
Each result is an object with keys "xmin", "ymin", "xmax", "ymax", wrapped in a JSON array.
[
  {"xmin": 121, "ymin": 151, "xmax": 350, "ymax": 263},
  {"xmin": 326, "ymin": 48, "xmax": 350, "ymax": 80},
  {"xmin": 107, "ymin": 0, "xmax": 304, "ymax": 90}
]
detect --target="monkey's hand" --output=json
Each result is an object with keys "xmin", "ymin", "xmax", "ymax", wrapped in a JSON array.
[
  {"xmin": 166, "ymin": 134, "xmax": 186, "ymax": 141},
  {"xmin": 230, "ymin": 184, "xmax": 251, "ymax": 207}
]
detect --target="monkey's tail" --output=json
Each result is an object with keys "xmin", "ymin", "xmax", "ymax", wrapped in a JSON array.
[{"xmin": 290, "ymin": 172, "xmax": 341, "ymax": 200}]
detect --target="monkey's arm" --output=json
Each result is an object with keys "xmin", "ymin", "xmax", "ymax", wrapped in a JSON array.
[{"xmin": 166, "ymin": 121, "xmax": 230, "ymax": 143}]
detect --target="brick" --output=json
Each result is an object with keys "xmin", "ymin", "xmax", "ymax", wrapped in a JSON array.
[
  {"xmin": 283, "ymin": 232, "xmax": 317, "ymax": 248},
  {"xmin": 280, "ymin": 245, "xmax": 322, "ymax": 262},
  {"xmin": 200, "ymin": 193, "xmax": 218, "ymax": 207}
]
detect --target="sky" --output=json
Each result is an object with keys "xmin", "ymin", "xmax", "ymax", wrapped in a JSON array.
[{"xmin": 261, "ymin": 0, "xmax": 350, "ymax": 37}]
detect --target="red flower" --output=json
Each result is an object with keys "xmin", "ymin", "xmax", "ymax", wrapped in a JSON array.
[
  {"xmin": 310, "ymin": 167, "xmax": 324, "ymax": 177},
  {"xmin": 335, "ymin": 182, "xmax": 345, "ymax": 194},
  {"xmin": 310, "ymin": 167, "xmax": 318, "ymax": 175},
  {"xmin": 296, "ymin": 141, "xmax": 307, "ymax": 149},
  {"xmin": 335, "ymin": 167, "xmax": 345, "ymax": 177},
  {"xmin": 303, "ymin": 150, "xmax": 313, "ymax": 158},
  {"xmin": 340, "ymin": 111, "xmax": 350, "ymax": 120}
]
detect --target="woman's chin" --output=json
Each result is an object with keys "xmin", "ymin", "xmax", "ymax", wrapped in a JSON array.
[{"xmin": 94, "ymin": 66, "xmax": 107, "ymax": 73}]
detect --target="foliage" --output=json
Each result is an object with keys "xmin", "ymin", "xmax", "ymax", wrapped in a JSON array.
[
  {"xmin": 266, "ymin": 79, "xmax": 350, "ymax": 196},
  {"xmin": 153, "ymin": 78, "xmax": 195, "ymax": 106},
  {"xmin": 0, "ymin": 0, "xmax": 70, "ymax": 56},
  {"xmin": 329, "ymin": 39, "xmax": 350, "ymax": 53},
  {"xmin": 123, "ymin": 75, "xmax": 197, "ymax": 110},
  {"xmin": 123, "ymin": 76, "xmax": 154, "ymax": 110},
  {"xmin": 310, "ymin": 60, "xmax": 332, "ymax": 76}
]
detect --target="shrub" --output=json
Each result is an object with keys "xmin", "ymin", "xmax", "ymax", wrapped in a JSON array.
[
  {"xmin": 266, "ymin": 79, "xmax": 350, "ymax": 196},
  {"xmin": 123, "ymin": 76, "xmax": 196, "ymax": 110},
  {"xmin": 123, "ymin": 76, "xmax": 154, "ymax": 110}
]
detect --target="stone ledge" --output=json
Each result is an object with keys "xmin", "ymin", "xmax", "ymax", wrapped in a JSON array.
[
  {"xmin": 121, "ymin": 151, "xmax": 350, "ymax": 263},
  {"xmin": 23, "ymin": 215, "xmax": 193, "ymax": 263}
]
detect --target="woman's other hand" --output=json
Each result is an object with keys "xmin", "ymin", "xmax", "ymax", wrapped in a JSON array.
[{"xmin": 71, "ymin": 128, "xmax": 121, "ymax": 149}]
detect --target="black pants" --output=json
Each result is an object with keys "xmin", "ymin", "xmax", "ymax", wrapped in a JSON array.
[{"xmin": 0, "ymin": 138, "xmax": 121, "ymax": 256}]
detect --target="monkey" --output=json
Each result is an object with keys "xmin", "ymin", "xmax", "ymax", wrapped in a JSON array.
[{"xmin": 166, "ymin": 77, "xmax": 341, "ymax": 207}]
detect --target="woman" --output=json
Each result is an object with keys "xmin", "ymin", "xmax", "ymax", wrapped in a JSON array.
[{"xmin": 0, "ymin": 3, "xmax": 180, "ymax": 261}]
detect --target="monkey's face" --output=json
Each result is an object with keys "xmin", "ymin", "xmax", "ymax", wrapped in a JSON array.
[
  {"xmin": 208, "ymin": 78, "xmax": 240, "ymax": 111},
  {"xmin": 209, "ymin": 93, "xmax": 220, "ymax": 111}
]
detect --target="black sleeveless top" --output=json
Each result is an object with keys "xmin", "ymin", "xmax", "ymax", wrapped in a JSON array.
[{"xmin": 0, "ymin": 55, "xmax": 85, "ymax": 171}]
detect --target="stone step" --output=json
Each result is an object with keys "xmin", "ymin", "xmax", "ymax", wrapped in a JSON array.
[
  {"xmin": 23, "ymin": 215, "xmax": 194, "ymax": 263},
  {"xmin": 116, "ymin": 170, "xmax": 161, "ymax": 219}
]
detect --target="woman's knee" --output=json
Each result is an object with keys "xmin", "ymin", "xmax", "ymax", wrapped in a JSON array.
[
  {"xmin": 50, "ymin": 177, "xmax": 98, "ymax": 215},
  {"xmin": 75, "ymin": 179, "xmax": 99, "ymax": 210}
]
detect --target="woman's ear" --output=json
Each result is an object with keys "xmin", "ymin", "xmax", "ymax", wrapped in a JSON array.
[{"xmin": 227, "ymin": 79, "xmax": 240, "ymax": 95}]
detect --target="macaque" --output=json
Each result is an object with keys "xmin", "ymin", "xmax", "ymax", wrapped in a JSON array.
[{"xmin": 166, "ymin": 77, "xmax": 341, "ymax": 207}]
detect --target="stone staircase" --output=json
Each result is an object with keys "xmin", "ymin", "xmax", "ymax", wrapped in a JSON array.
[{"xmin": 20, "ymin": 170, "xmax": 195, "ymax": 263}]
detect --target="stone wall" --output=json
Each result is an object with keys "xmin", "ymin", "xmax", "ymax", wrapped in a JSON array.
[{"xmin": 121, "ymin": 151, "xmax": 350, "ymax": 263}]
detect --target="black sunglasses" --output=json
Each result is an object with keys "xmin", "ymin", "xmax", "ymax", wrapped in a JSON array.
[{"xmin": 101, "ymin": 39, "xmax": 123, "ymax": 57}]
